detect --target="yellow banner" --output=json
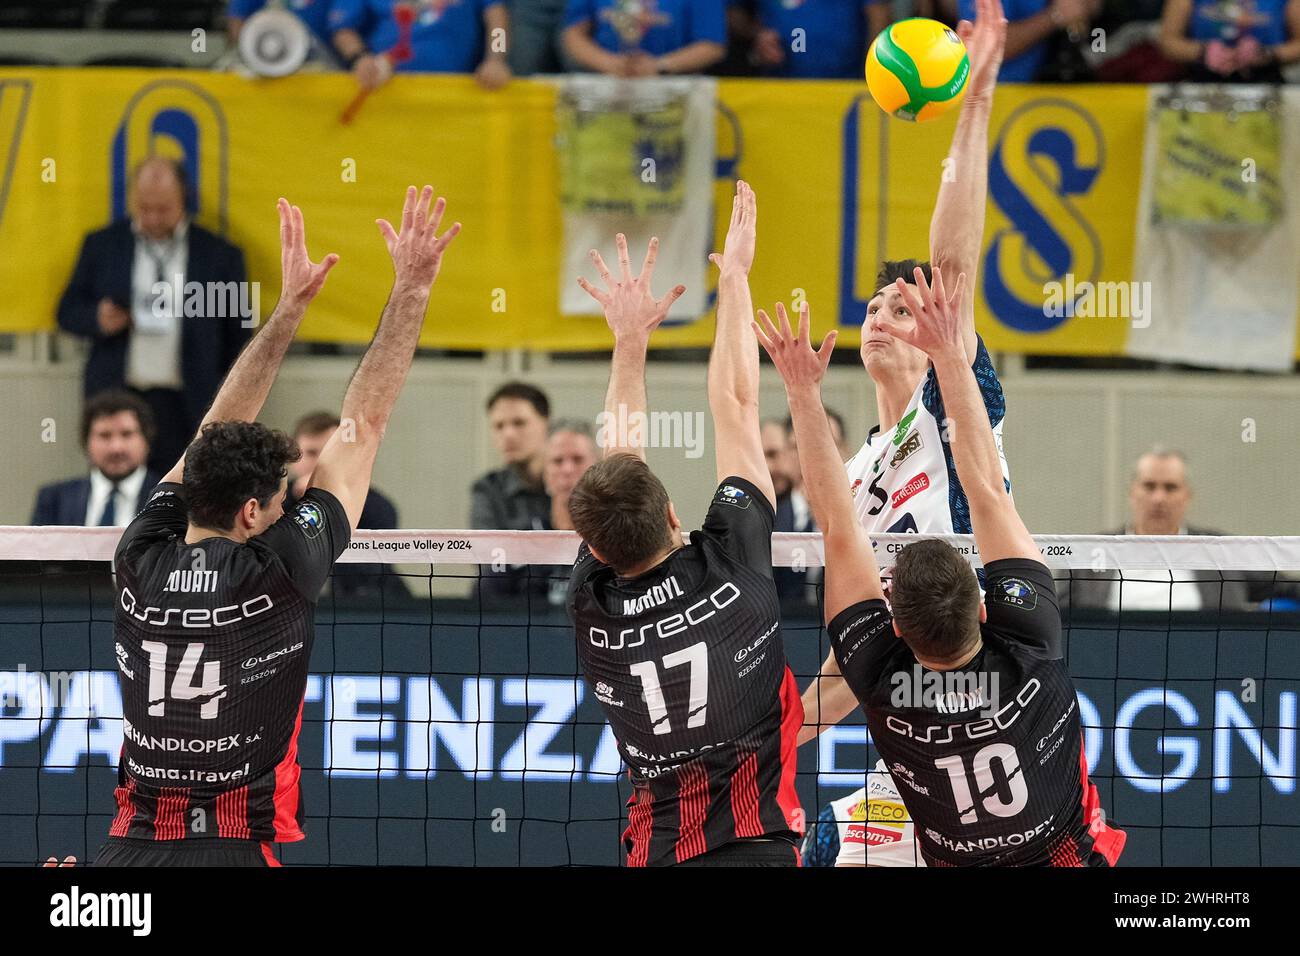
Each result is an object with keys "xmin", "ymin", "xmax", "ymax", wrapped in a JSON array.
[{"xmin": 0, "ymin": 70, "xmax": 1259, "ymax": 355}]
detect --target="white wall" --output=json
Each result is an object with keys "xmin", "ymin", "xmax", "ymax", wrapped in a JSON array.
[{"xmin": 5, "ymin": 339, "xmax": 1298, "ymax": 536}]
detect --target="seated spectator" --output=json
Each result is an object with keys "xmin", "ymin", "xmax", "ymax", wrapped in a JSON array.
[
  {"xmin": 562, "ymin": 0, "xmax": 726, "ymax": 75},
  {"xmin": 542, "ymin": 420, "xmax": 598, "ymax": 531},
  {"xmin": 1070, "ymin": 448, "xmax": 1250, "ymax": 612},
  {"xmin": 57, "ymin": 157, "xmax": 249, "ymax": 474},
  {"xmin": 770, "ymin": 409, "xmax": 846, "ymax": 607},
  {"xmin": 959, "ymin": 0, "xmax": 1103, "ymax": 81},
  {"xmin": 1158, "ymin": 0, "xmax": 1300, "ymax": 83},
  {"xmin": 31, "ymin": 391, "xmax": 161, "ymax": 527},
  {"xmin": 289, "ymin": 410, "xmax": 404, "ymax": 599},
  {"xmin": 331, "ymin": 0, "xmax": 512, "ymax": 90},
  {"xmin": 734, "ymin": 0, "xmax": 887, "ymax": 79},
  {"xmin": 541, "ymin": 420, "xmax": 598, "ymax": 604},
  {"xmin": 508, "ymin": 0, "xmax": 572, "ymax": 73},
  {"xmin": 471, "ymin": 382, "xmax": 552, "ymax": 595},
  {"xmin": 228, "ymin": 0, "xmax": 336, "ymax": 48}
]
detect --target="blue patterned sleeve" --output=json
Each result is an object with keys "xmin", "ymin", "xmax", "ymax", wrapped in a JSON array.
[{"xmin": 801, "ymin": 802, "xmax": 842, "ymax": 867}]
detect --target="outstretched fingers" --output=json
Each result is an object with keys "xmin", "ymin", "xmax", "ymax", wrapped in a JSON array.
[
  {"xmin": 615, "ymin": 233, "xmax": 632, "ymax": 282},
  {"xmin": 577, "ymin": 276, "xmax": 610, "ymax": 307},
  {"xmin": 589, "ymin": 248, "xmax": 613, "ymax": 288},
  {"xmin": 640, "ymin": 237, "xmax": 659, "ymax": 286},
  {"xmin": 655, "ymin": 282, "xmax": 685, "ymax": 315},
  {"xmin": 376, "ymin": 218, "xmax": 399, "ymax": 252}
]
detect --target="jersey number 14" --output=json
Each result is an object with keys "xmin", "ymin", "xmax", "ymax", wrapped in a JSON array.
[{"xmin": 141, "ymin": 641, "xmax": 228, "ymax": 720}]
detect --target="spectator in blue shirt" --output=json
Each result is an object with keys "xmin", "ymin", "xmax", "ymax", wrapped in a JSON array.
[
  {"xmin": 228, "ymin": 0, "xmax": 336, "ymax": 47},
  {"xmin": 562, "ymin": 0, "xmax": 726, "ymax": 75},
  {"xmin": 1158, "ymin": 0, "xmax": 1300, "ymax": 82},
  {"xmin": 731, "ymin": 0, "xmax": 889, "ymax": 78},
  {"xmin": 331, "ymin": 0, "xmax": 513, "ymax": 90},
  {"xmin": 958, "ymin": 0, "xmax": 1100, "ymax": 80}
]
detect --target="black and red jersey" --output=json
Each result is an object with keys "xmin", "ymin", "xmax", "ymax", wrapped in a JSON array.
[
  {"xmin": 109, "ymin": 482, "xmax": 349, "ymax": 844},
  {"xmin": 831, "ymin": 558, "xmax": 1127, "ymax": 867},
  {"xmin": 567, "ymin": 476, "xmax": 804, "ymax": 866}
]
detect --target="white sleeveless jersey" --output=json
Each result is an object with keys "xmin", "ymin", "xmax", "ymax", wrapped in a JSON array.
[
  {"xmin": 832, "ymin": 759, "xmax": 927, "ymax": 867},
  {"xmin": 845, "ymin": 336, "xmax": 1010, "ymax": 537},
  {"xmin": 835, "ymin": 338, "xmax": 1010, "ymax": 867}
]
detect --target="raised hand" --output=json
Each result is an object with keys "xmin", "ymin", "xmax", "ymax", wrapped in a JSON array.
[
  {"xmin": 376, "ymin": 185, "xmax": 461, "ymax": 289},
  {"xmin": 277, "ymin": 198, "xmax": 339, "ymax": 310},
  {"xmin": 752, "ymin": 301, "xmax": 837, "ymax": 390},
  {"xmin": 957, "ymin": 0, "xmax": 1008, "ymax": 103},
  {"xmin": 709, "ymin": 180, "xmax": 757, "ymax": 277},
  {"xmin": 876, "ymin": 265, "xmax": 968, "ymax": 362},
  {"xmin": 578, "ymin": 233, "xmax": 685, "ymax": 343}
]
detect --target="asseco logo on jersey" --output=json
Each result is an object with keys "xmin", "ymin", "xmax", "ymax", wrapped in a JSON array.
[
  {"xmin": 891, "ymin": 472, "xmax": 930, "ymax": 509},
  {"xmin": 589, "ymin": 581, "xmax": 740, "ymax": 650}
]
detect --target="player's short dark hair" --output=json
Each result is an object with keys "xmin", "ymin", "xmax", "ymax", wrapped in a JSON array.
[
  {"xmin": 876, "ymin": 259, "xmax": 932, "ymax": 293},
  {"xmin": 81, "ymin": 390, "xmax": 155, "ymax": 448},
  {"xmin": 183, "ymin": 421, "xmax": 300, "ymax": 531},
  {"xmin": 569, "ymin": 454, "xmax": 673, "ymax": 573},
  {"xmin": 487, "ymin": 382, "xmax": 550, "ymax": 419},
  {"xmin": 889, "ymin": 539, "xmax": 981, "ymax": 661},
  {"xmin": 293, "ymin": 410, "xmax": 341, "ymax": 438}
]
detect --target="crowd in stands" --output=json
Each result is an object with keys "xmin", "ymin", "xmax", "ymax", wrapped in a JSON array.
[{"xmin": 5, "ymin": 2, "xmax": 1296, "ymax": 84}]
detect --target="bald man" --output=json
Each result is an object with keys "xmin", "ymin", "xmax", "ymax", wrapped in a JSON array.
[
  {"xmin": 58, "ymin": 156, "xmax": 249, "ymax": 472},
  {"xmin": 1071, "ymin": 448, "xmax": 1251, "ymax": 612}
]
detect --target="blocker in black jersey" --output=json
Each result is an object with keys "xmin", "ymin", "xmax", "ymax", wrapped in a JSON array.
[
  {"xmin": 567, "ymin": 476, "xmax": 803, "ymax": 866},
  {"xmin": 106, "ymin": 482, "xmax": 350, "ymax": 847},
  {"xmin": 830, "ymin": 558, "xmax": 1126, "ymax": 867}
]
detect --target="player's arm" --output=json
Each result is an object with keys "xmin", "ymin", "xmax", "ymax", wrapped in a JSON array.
[
  {"xmin": 578, "ymin": 235, "xmax": 686, "ymax": 462},
  {"xmin": 882, "ymin": 266, "xmax": 1037, "ymax": 564},
  {"xmin": 928, "ymin": 0, "xmax": 1005, "ymax": 365},
  {"xmin": 159, "ymin": 199, "xmax": 338, "ymax": 485},
  {"xmin": 308, "ymin": 186, "xmax": 460, "ymax": 528},
  {"xmin": 707, "ymin": 181, "xmax": 776, "ymax": 509},
  {"xmin": 798, "ymin": 650, "xmax": 860, "ymax": 746},
  {"xmin": 753, "ymin": 303, "xmax": 885, "ymax": 621}
]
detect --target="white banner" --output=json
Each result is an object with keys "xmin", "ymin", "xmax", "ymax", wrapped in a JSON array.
[
  {"xmin": 554, "ymin": 75, "xmax": 716, "ymax": 322},
  {"xmin": 1129, "ymin": 85, "xmax": 1300, "ymax": 371}
]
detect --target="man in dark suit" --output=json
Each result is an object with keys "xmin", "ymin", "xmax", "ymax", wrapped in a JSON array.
[
  {"xmin": 289, "ymin": 410, "xmax": 403, "ymax": 599},
  {"xmin": 1070, "ymin": 447, "xmax": 1253, "ymax": 612},
  {"xmin": 56, "ymin": 156, "xmax": 250, "ymax": 473},
  {"xmin": 771, "ymin": 409, "xmax": 848, "ymax": 607},
  {"xmin": 31, "ymin": 390, "xmax": 162, "ymax": 526}
]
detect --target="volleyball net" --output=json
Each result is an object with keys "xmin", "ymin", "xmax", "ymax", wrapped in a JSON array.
[{"xmin": 0, "ymin": 528, "xmax": 1297, "ymax": 866}]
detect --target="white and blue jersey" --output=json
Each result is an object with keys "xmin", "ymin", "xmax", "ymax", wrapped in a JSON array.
[{"xmin": 846, "ymin": 334, "xmax": 1010, "ymax": 538}]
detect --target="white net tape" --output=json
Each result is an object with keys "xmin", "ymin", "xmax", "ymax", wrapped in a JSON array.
[{"xmin": 4, "ymin": 526, "xmax": 1300, "ymax": 571}]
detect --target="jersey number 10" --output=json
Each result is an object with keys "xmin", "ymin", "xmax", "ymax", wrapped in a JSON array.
[{"xmin": 935, "ymin": 743, "xmax": 1029, "ymax": 823}]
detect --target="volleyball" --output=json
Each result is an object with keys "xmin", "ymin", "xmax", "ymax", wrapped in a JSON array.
[{"xmin": 866, "ymin": 18, "xmax": 971, "ymax": 123}]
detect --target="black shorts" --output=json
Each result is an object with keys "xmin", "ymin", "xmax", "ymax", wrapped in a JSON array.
[
  {"xmin": 92, "ymin": 837, "xmax": 280, "ymax": 867},
  {"xmin": 674, "ymin": 838, "xmax": 800, "ymax": 867}
]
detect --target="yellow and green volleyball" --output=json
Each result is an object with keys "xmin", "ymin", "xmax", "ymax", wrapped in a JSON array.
[{"xmin": 866, "ymin": 18, "xmax": 970, "ymax": 123}]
